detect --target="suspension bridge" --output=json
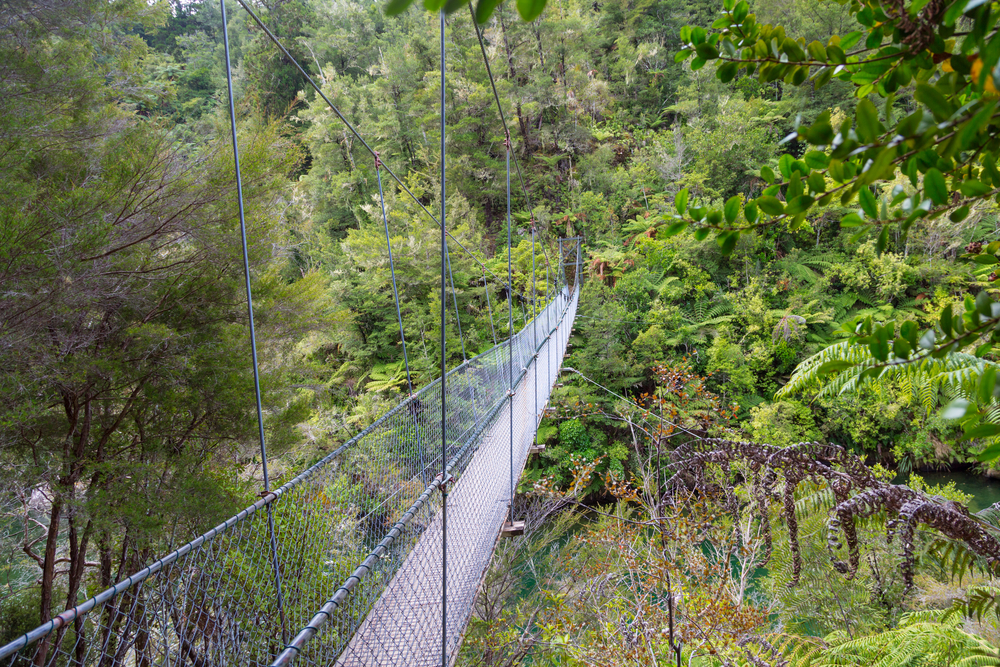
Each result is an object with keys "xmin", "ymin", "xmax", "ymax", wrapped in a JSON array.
[{"xmin": 0, "ymin": 3, "xmax": 586, "ymax": 666}]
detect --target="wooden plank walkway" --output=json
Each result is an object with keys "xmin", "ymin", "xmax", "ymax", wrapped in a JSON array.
[{"xmin": 337, "ymin": 289, "xmax": 578, "ymax": 667}]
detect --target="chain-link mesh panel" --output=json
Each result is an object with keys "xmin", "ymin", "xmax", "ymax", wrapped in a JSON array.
[
  {"xmin": 318, "ymin": 287, "xmax": 578, "ymax": 667},
  {"xmin": 0, "ymin": 253, "xmax": 581, "ymax": 667}
]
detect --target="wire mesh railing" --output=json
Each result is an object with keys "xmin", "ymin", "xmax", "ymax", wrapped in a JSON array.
[{"xmin": 1, "ymin": 254, "xmax": 581, "ymax": 667}]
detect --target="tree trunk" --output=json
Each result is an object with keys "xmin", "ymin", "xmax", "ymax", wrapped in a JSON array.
[
  {"xmin": 33, "ymin": 497, "xmax": 63, "ymax": 667},
  {"xmin": 498, "ymin": 7, "xmax": 531, "ymax": 150}
]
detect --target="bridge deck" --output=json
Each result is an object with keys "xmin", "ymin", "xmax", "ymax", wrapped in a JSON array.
[{"xmin": 337, "ymin": 290, "xmax": 578, "ymax": 666}]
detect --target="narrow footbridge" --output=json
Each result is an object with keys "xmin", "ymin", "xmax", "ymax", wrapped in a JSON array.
[
  {"xmin": 0, "ymin": 3, "xmax": 588, "ymax": 664},
  {"xmin": 0, "ymin": 245, "xmax": 582, "ymax": 667}
]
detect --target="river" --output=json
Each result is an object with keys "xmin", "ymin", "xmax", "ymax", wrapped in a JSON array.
[{"xmin": 912, "ymin": 470, "xmax": 1000, "ymax": 513}]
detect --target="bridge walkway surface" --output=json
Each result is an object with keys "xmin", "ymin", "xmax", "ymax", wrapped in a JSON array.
[{"xmin": 334, "ymin": 288, "xmax": 578, "ymax": 667}]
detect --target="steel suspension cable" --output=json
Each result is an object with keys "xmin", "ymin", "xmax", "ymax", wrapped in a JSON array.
[
  {"xmin": 559, "ymin": 367, "xmax": 704, "ymax": 440},
  {"xmin": 444, "ymin": 244, "xmax": 467, "ymax": 361},
  {"xmin": 374, "ymin": 153, "xmax": 428, "ymax": 484},
  {"xmin": 232, "ymin": 0, "xmax": 535, "ymax": 305},
  {"xmin": 438, "ymin": 11, "xmax": 448, "ymax": 667},
  {"xmin": 483, "ymin": 267, "xmax": 498, "ymax": 346},
  {"xmin": 468, "ymin": 6, "xmax": 556, "ymax": 279},
  {"xmin": 505, "ymin": 133, "xmax": 514, "ymax": 527},
  {"xmin": 532, "ymin": 224, "xmax": 537, "ymax": 428},
  {"xmin": 220, "ymin": 0, "xmax": 287, "ymax": 643}
]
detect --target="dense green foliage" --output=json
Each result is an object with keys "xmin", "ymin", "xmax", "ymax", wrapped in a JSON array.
[{"xmin": 5, "ymin": 0, "xmax": 1000, "ymax": 663}]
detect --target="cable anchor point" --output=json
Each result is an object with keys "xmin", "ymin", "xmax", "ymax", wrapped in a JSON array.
[
  {"xmin": 435, "ymin": 472, "xmax": 455, "ymax": 491},
  {"xmin": 373, "ymin": 150, "xmax": 382, "ymax": 170}
]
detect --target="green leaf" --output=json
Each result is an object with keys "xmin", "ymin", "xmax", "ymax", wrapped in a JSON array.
[
  {"xmin": 474, "ymin": 0, "xmax": 501, "ymax": 23},
  {"xmin": 964, "ymin": 423, "xmax": 1000, "ymax": 442},
  {"xmin": 807, "ymin": 172, "xmax": 827, "ymax": 193},
  {"xmin": 814, "ymin": 66, "xmax": 834, "ymax": 89},
  {"xmin": 960, "ymin": 180, "xmax": 992, "ymax": 197},
  {"xmin": 718, "ymin": 61, "xmax": 739, "ymax": 82},
  {"xmin": 984, "ymin": 153, "xmax": 1000, "ymax": 187},
  {"xmin": 855, "ymin": 98, "xmax": 880, "ymax": 143},
  {"xmin": 942, "ymin": 398, "xmax": 971, "ymax": 420},
  {"xmin": 919, "ymin": 329, "xmax": 936, "ymax": 350},
  {"xmin": 761, "ymin": 166, "xmax": 776, "ymax": 184},
  {"xmin": 839, "ymin": 31, "xmax": 863, "ymax": 50},
  {"xmin": 778, "ymin": 154, "xmax": 795, "ymax": 179},
  {"xmin": 979, "ymin": 366, "xmax": 997, "ymax": 406},
  {"xmin": 859, "ymin": 187, "xmax": 878, "ymax": 219},
  {"xmin": 960, "ymin": 101, "xmax": 997, "ymax": 149},
  {"xmin": 840, "ymin": 212, "xmax": 865, "ymax": 227},
  {"xmin": 964, "ymin": 0, "xmax": 991, "ymax": 12},
  {"xmin": 941, "ymin": 304, "xmax": 954, "ymax": 336},
  {"xmin": 664, "ymin": 221, "xmax": 689, "ymax": 237},
  {"xmin": 976, "ymin": 440, "xmax": 1000, "ymax": 462},
  {"xmin": 925, "ymin": 168, "xmax": 948, "ymax": 205},
  {"xmin": 387, "ymin": 0, "xmax": 416, "ymax": 14},
  {"xmin": 516, "ymin": 0, "xmax": 546, "ymax": 21},
  {"xmin": 675, "ymin": 188, "xmax": 689, "ymax": 214},
  {"xmin": 693, "ymin": 227, "xmax": 711, "ymax": 241},
  {"xmin": 733, "ymin": 1, "xmax": 749, "ymax": 24},
  {"xmin": 951, "ymin": 205, "xmax": 970, "ymax": 222},
  {"xmin": 717, "ymin": 231, "xmax": 739, "ymax": 255},
  {"xmin": 724, "ymin": 196, "xmax": 741, "ymax": 224},
  {"xmin": 860, "ymin": 148, "xmax": 896, "ymax": 185},
  {"xmin": 756, "ymin": 196, "xmax": 784, "ymax": 215},
  {"xmin": 977, "ymin": 290, "xmax": 993, "ymax": 317},
  {"xmin": 782, "ymin": 38, "xmax": 806, "ymax": 61},
  {"xmin": 784, "ymin": 195, "xmax": 815, "ymax": 215},
  {"xmin": 695, "ymin": 42, "xmax": 719, "ymax": 60},
  {"xmin": 875, "ymin": 225, "xmax": 889, "ymax": 255},
  {"xmin": 807, "ymin": 40, "xmax": 827, "ymax": 61},
  {"xmin": 806, "ymin": 121, "xmax": 834, "ymax": 145},
  {"xmin": 818, "ymin": 360, "xmax": 856, "ymax": 375},
  {"xmin": 915, "ymin": 82, "xmax": 952, "ymax": 121}
]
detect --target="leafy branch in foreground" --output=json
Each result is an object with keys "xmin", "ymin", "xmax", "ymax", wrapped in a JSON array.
[{"xmin": 661, "ymin": 0, "xmax": 1000, "ymax": 250}]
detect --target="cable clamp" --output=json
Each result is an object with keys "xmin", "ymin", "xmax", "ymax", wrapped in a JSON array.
[
  {"xmin": 373, "ymin": 151, "xmax": 382, "ymax": 170},
  {"xmin": 503, "ymin": 131, "xmax": 511, "ymax": 151},
  {"xmin": 506, "ymin": 389, "xmax": 516, "ymax": 397},
  {"xmin": 435, "ymin": 472, "xmax": 454, "ymax": 490}
]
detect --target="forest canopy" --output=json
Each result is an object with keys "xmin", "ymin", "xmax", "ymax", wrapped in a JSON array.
[{"xmin": 5, "ymin": 0, "xmax": 1000, "ymax": 665}]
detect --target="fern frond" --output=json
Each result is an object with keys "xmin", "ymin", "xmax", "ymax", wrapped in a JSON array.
[
  {"xmin": 807, "ymin": 615, "xmax": 997, "ymax": 667},
  {"xmin": 779, "ymin": 341, "xmax": 1000, "ymax": 422},
  {"xmin": 923, "ymin": 537, "xmax": 991, "ymax": 586}
]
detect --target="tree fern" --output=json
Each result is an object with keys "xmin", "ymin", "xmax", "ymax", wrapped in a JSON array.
[
  {"xmin": 363, "ymin": 362, "xmax": 407, "ymax": 393},
  {"xmin": 778, "ymin": 340, "xmax": 1000, "ymax": 420},
  {"xmin": 945, "ymin": 585, "xmax": 1000, "ymax": 625},
  {"xmin": 923, "ymin": 537, "xmax": 995, "ymax": 586},
  {"xmin": 800, "ymin": 611, "xmax": 999, "ymax": 667}
]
